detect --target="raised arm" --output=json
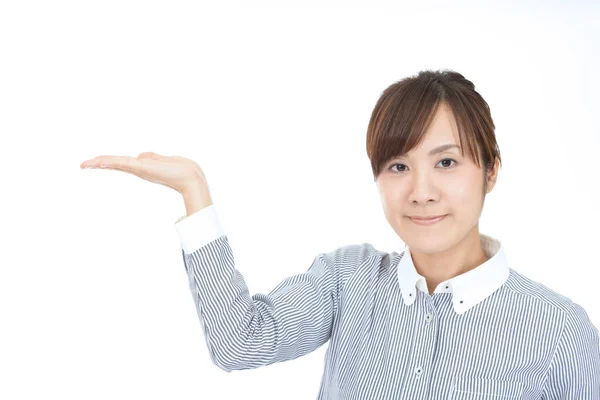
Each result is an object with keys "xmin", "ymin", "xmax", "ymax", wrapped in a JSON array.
[
  {"xmin": 81, "ymin": 151, "xmax": 356, "ymax": 372},
  {"xmin": 175, "ymin": 204, "xmax": 344, "ymax": 372}
]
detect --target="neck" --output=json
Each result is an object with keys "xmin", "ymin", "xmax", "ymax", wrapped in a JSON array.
[{"xmin": 410, "ymin": 232, "xmax": 488, "ymax": 294}]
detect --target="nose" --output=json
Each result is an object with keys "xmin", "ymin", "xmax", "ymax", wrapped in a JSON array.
[{"xmin": 408, "ymin": 171, "xmax": 439, "ymax": 204}]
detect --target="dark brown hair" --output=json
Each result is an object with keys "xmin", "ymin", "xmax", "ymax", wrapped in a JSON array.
[{"xmin": 366, "ymin": 69, "xmax": 502, "ymax": 186}]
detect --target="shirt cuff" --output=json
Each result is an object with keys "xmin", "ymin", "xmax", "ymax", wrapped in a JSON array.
[{"xmin": 174, "ymin": 204, "xmax": 225, "ymax": 254}]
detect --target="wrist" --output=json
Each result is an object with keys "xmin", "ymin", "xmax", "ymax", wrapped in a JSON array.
[{"xmin": 182, "ymin": 182, "xmax": 213, "ymax": 216}]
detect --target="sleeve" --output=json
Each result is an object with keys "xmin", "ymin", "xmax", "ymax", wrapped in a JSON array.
[
  {"xmin": 541, "ymin": 302, "xmax": 600, "ymax": 399},
  {"xmin": 174, "ymin": 205, "xmax": 347, "ymax": 372}
]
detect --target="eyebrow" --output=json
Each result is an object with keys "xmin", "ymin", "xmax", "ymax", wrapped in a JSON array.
[
  {"xmin": 395, "ymin": 144, "xmax": 461, "ymax": 160},
  {"xmin": 428, "ymin": 144, "xmax": 461, "ymax": 156}
]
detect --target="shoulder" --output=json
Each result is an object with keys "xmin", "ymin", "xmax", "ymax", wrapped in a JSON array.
[
  {"xmin": 504, "ymin": 269, "xmax": 596, "ymax": 330},
  {"xmin": 318, "ymin": 242, "xmax": 388, "ymax": 268},
  {"xmin": 316, "ymin": 243, "xmax": 397, "ymax": 296},
  {"xmin": 315, "ymin": 243, "xmax": 395, "ymax": 282}
]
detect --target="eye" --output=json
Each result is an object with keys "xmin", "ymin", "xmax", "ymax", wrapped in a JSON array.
[
  {"xmin": 438, "ymin": 158, "xmax": 457, "ymax": 168},
  {"xmin": 389, "ymin": 158, "xmax": 457, "ymax": 173}
]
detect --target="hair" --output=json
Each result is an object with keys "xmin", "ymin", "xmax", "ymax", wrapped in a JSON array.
[{"xmin": 366, "ymin": 69, "xmax": 502, "ymax": 192}]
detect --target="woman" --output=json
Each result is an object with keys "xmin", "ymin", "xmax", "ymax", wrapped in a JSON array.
[{"xmin": 80, "ymin": 69, "xmax": 600, "ymax": 399}]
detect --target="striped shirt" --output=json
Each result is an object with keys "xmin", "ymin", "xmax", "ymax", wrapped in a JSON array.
[{"xmin": 174, "ymin": 205, "xmax": 600, "ymax": 399}]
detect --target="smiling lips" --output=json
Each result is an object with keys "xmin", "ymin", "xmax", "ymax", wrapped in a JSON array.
[{"xmin": 408, "ymin": 215, "xmax": 447, "ymax": 225}]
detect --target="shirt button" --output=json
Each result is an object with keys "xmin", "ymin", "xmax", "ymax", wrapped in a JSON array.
[
  {"xmin": 415, "ymin": 366, "xmax": 423, "ymax": 376},
  {"xmin": 425, "ymin": 313, "xmax": 433, "ymax": 323}
]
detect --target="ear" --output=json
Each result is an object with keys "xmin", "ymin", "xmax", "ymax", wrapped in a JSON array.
[{"xmin": 485, "ymin": 157, "xmax": 500, "ymax": 194}]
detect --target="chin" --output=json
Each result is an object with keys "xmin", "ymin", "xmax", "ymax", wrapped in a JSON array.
[{"xmin": 403, "ymin": 233, "xmax": 453, "ymax": 254}]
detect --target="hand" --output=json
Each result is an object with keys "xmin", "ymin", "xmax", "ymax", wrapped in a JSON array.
[{"xmin": 80, "ymin": 152, "xmax": 208, "ymax": 195}]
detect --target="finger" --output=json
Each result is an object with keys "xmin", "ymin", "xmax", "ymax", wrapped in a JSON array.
[
  {"xmin": 81, "ymin": 156, "xmax": 167, "ymax": 188},
  {"xmin": 109, "ymin": 158, "xmax": 167, "ymax": 185},
  {"xmin": 82, "ymin": 155, "xmax": 140, "ymax": 171},
  {"xmin": 81, "ymin": 155, "xmax": 114, "ymax": 168},
  {"xmin": 82, "ymin": 154, "xmax": 155, "ymax": 168}
]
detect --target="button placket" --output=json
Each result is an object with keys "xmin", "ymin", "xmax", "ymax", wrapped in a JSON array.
[{"xmin": 413, "ymin": 300, "xmax": 435, "ymax": 381}]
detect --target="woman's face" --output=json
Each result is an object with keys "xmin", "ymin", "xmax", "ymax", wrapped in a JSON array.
[{"xmin": 375, "ymin": 103, "xmax": 498, "ymax": 254}]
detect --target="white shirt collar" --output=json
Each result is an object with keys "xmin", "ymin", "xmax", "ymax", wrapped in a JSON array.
[{"xmin": 396, "ymin": 233, "xmax": 509, "ymax": 315}]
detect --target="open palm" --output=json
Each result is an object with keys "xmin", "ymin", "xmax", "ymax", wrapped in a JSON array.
[{"xmin": 80, "ymin": 151, "xmax": 207, "ymax": 194}]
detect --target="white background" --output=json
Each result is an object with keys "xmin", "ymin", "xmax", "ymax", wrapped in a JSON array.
[{"xmin": 1, "ymin": 1, "xmax": 599, "ymax": 399}]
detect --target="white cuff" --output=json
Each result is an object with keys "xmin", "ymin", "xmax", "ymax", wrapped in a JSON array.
[{"xmin": 174, "ymin": 205, "xmax": 225, "ymax": 254}]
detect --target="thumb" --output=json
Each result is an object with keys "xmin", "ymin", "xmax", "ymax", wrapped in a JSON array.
[{"xmin": 137, "ymin": 152, "xmax": 163, "ymax": 159}]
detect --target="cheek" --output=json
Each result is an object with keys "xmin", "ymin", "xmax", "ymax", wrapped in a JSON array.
[
  {"xmin": 446, "ymin": 178, "xmax": 484, "ymax": 210},
  {"xmin": 380, "ymin": 190, "xmax": 406, "ymax": 220},
  {"xmin": 379, "ymin": 181, "xmax": 404, "ymax": 203},
  {"xmin": 384, "ymin": 188, "xmax": 407, "ymax": 208},
  {"xmin": 447, "ymin": 175, "xmax": 477, "ymax": 198},
  {"xmin": 450, "ymin": 183, "xmax": 471, "ymax": 201}
]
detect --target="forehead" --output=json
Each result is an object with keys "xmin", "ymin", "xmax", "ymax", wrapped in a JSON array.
[{"xmin": 412, "ymin": 104, "xmax": 461, "ymax": 153}]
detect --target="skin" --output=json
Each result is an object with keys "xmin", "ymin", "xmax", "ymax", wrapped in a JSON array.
[
  {"xmin": 375, "ymin": 102, "xmax": 500, "ymax": 295},
  {"xmin": 80, "ymin": 152, "xmax": 214, "ymax": 216}
]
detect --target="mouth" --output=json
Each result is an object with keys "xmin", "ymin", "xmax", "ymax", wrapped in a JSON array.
[{"xmin": 408, "ymin": 215, "xmax": 447, "ymax": 225}]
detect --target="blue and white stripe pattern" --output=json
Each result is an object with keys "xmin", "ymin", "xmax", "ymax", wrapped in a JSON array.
[{"xmin": 175, "ymin": 205, "xmax": 600, "ymax": 399}]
